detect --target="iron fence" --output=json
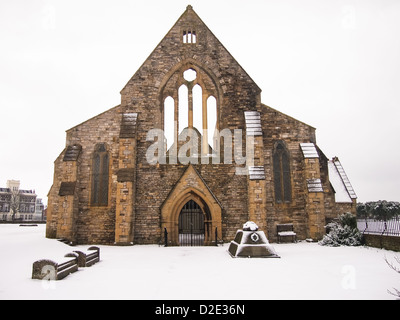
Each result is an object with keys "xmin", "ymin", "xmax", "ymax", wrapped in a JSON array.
[
  {"xmin": 357, "ymin": 218, "xmax": 400, "ymax": 237},
  {"xmin": 163, "ymin": 226, "xmax": 221, "ymax": 247}
]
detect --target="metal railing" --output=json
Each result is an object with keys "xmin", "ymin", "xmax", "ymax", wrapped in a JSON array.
[
  {"xmin": 357, "ymin": 218, "xmax": 400, "ymax": 237},
  {"xmin": 163, "ymin": 227, "xmax": 222, "ymax": 246}
]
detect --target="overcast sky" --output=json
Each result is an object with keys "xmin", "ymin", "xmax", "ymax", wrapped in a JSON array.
[{"xmin": 0, "ymin": 0, "xmax": 399, "ymax": 205}]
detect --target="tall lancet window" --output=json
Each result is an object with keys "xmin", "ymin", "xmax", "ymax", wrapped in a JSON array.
[
  {"xmin": 178, "ymin": 84, "xmax": 189, "ymax": 134},
  {"xmin": 164, "ymin": 96, "xmax": 175, "ymax": 151},
  {"xmin": 273, "ymin": 141, "xmax": 292, "ymax": 203},
  {"xmin": 91, "ymin": 143, "xmax": 109, "ymax": 206},
  {"xmin": 207, "ymin": 96, "xmax": 217, "ymax": 150},
  {"xmin": 192, "ymin": 84, "xmax": 203, "ymax": 136}
]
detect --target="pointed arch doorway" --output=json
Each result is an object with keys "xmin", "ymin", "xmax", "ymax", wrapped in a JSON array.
[
  {"xmin": 160, "ymin": 166, "xmax": 223, "ymax": 246},
  {"xmin": 179, "ymin": 199, "xmax": 211, "ymax": 246}
]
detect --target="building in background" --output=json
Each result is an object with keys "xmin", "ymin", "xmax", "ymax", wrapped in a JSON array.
[
  {"xmin": 0, "ymin": 180, "xmax": 45, "ymax": 222},
  {"xmin": 35, "ymin": 198, "xmax": 45, "ymax": 221}
]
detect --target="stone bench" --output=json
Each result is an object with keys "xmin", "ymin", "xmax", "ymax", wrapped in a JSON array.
[
  {"xmin": 32, "ymin": 253, "xmax": 79, "ymax": 280},
  {"xmin": 277, "ymin": 223, "xmax": 297, "ymax": 243},
  {"xmin": 32, "ymin": 247, "xmax": 100, "ymax": 280},
  {"xmin": 73, "ymin": 246, "xmax": 100, "ymax": 267}
]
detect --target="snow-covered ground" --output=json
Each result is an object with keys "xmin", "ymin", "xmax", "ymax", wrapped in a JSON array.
[{"xmin": 0, "ymin": 224, "xmax": 399, "ymax": 300}]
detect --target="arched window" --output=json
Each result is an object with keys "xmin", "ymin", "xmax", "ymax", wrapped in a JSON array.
[
  {"xmin": 273, "ymin": 142, "xmax": 292, "ymax": 203},
  {"xmin": 162, "ymin": 66, "xmax": 219, "ymax": 160},
  {"xmin": 91, "ymin": 143, "xmax": 109, "ymax": 206}
]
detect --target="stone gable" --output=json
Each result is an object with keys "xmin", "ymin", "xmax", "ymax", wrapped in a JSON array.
[{"xmin": 46, "ymin": 6, "xmax": 356, "ymax": 245}]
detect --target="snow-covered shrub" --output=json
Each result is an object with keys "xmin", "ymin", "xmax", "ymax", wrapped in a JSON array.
[{"xmin": 319, "ymin": 212, "xmax": 362, "ymax": 247}]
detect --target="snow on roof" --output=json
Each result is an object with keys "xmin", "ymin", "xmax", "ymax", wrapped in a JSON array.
[
  {"xmin": 63, "ymin": 144, "xmax": 82, "ymax": 161},
  {"xmin": 332, "ymin": 158, "xmax": 357, "ymax": 199},
  {"xmin": 300, "ymin": 143, "xmax": 319, "ymax": 158},
  {"xmin": 328, "ymin": 159, "xmax": 356, "ymax": 203},
  {"xmin": 307, "ymin": 179, "xmax": 324, "ymax": 193},
  {"xmin": 248, "ymin": 166, "xmax": 266, "ymax": 180},
  {"xmin": 244, "ymin": 111, "xmax": 262, "ymax": 136},
  {"xmin": 120, "ymin": 112, "xmax": 138, "ymax": 138}
]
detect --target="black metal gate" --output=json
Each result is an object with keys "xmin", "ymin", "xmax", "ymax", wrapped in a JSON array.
[{"xmin": 179, "ymin": 200, "xmax": 205, "ymax": 246}]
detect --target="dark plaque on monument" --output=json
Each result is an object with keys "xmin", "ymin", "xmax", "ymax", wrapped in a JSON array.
[{"xmin": 228, "ymin": 221, "xmax": 280, "ymax": 258}]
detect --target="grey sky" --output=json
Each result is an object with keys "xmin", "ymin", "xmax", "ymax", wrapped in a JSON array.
[{"xmin": 0, "ymin": 0, "xmax": 399, "ymax": 204}]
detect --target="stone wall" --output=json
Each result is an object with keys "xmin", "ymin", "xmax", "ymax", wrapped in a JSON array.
[
  {"xmin": 363, "ymin": 234, "xmax": 400, "ymax": 252},
  {"xmin": 47, "ymin": 106, "xmax": 122, "ymax": 244},
  {"xmin": 260, "ymin": 104, "xmax": 321, "ymax": 242}
]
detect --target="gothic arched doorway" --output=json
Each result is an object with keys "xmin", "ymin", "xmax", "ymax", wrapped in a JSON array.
[
  {"xmin": 178, "ymin": 199, "xmax": 211, "ymax": 246},
  {"xmin": 160, "ymin": 165, "xmax": 223, "ymax": 246}
]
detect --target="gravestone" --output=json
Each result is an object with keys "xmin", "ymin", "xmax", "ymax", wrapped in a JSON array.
[{"xmin": 228, "ymin": 221, "xmax": 280, "ymax": 258}]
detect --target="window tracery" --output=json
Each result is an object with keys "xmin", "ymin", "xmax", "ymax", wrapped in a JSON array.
[{"xmin": 162, "ymin": 66, "xmax": 218, "ymax": 159}]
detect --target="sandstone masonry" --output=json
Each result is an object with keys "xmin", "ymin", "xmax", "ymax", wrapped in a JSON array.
[{"xmin": 46, "ymin": 6, "xmax": 357, "ymax": 245}]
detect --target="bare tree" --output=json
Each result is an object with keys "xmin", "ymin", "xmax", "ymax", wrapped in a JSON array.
[
  {"xmin": 10, "ymin": 189, "xmax": 20, "ymax": 222},
  {"xmin": 385, "ymin": 255, "xmax": 400, "ymax": 298}
]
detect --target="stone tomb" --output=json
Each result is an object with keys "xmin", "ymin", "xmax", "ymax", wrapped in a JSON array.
[{"xmin": 228, "ymin": 222, "xmax": 280, "ymax": 258}]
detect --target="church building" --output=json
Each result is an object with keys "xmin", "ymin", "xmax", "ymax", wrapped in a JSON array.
[{"xmin": 46, "ymin": 6, "xmax": 357, "ymax": 245}]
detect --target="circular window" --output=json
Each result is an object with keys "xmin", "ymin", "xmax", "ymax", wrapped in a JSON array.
[{"xmin": 183, "ymin": 69, "xmax": 197, "ymax": 82}]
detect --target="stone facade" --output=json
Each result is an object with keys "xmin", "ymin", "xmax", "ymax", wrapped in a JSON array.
[{"xmin": 46, "ymin": 6, "xmax": 357, "ymax": 245}]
